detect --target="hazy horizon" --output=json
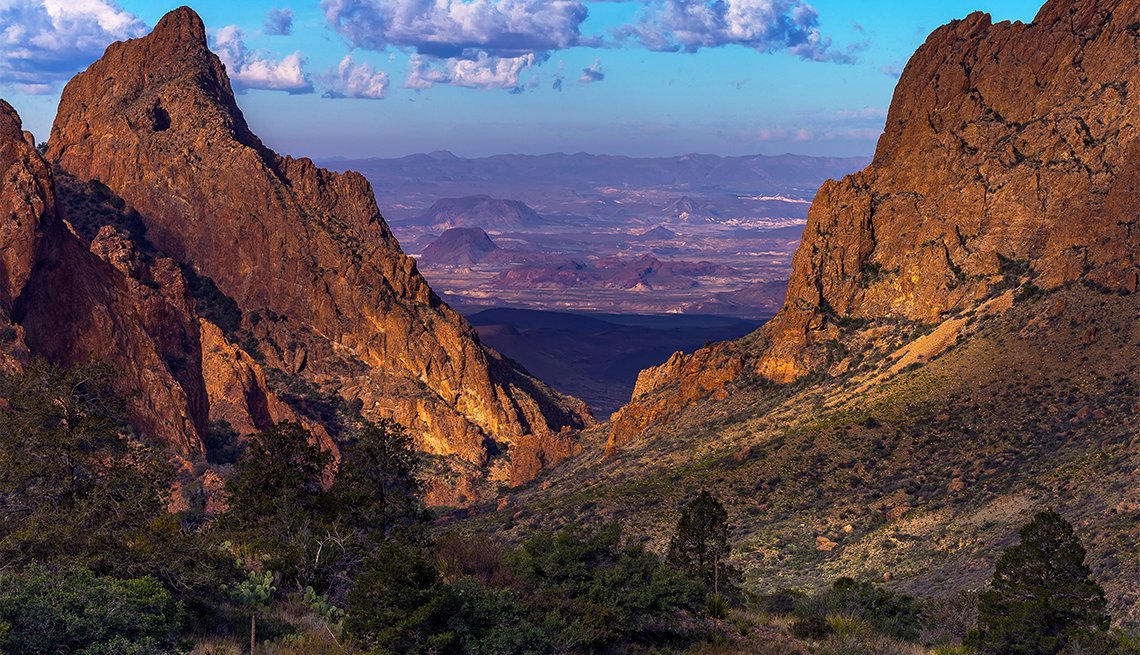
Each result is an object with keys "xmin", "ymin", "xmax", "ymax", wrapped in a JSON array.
[{"xmin": 320, "ymin": 149, "xmax": 875, "ymax": 162}]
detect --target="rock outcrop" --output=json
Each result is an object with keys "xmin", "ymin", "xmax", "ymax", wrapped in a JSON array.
[
  {"xmin": 611, "ymin": 0, "xmax": 1140, "ymax": 450},
  {"xmin": 1, "ymin": 100, "xmax": 206, "ymax": 454},
  {"xmin": 45, "ymin": 7, "xmax": 592, "ymax": 485},
  {"xmin": 0, "ymin": 102, "xmax": 40, "ymax": 372}
]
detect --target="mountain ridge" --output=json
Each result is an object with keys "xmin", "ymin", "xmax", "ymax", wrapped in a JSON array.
[
  {"xmin": 609, "ymin": 0, "xmax": 1140, "ymax": 450},
  {"xmin": 17, "ymin": 6, "xmax": 593, "ymax": 504}
]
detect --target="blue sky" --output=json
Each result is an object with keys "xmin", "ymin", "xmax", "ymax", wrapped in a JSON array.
[{"xmin": 2, "ymin": 0, "xmax": 1043, "ymax": 159}]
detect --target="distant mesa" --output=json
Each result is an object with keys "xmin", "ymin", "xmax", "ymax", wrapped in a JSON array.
[
  {"xmin": 419, "ymin": 227, "xmax": 499, "ymax": 267},
  {"xmin": 497, "ymin": 254, "xmax": 735, "ymax": 292},
  {"xmin": 636, "ymin": 226, "xmax": 677, "ymax": 241},
  {"xmin": 414, "ymin": 195, "xmax": 545, "ymax": 230}
]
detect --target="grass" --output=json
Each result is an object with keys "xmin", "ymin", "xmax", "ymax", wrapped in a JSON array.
[{"xmin": 448, "ymin": 287, "xmax": 1140, "ymax": 625}]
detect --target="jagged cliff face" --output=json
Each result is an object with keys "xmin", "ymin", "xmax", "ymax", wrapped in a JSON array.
[
  {"xmin": 1, "ymin": 100, "xmax": 205, "ymax": 453},
  {"xmin": 45, "ymin": 8, "xmax": 591, "ymax": 479},
  {"xmin": 611, "ymin": 0, "xmax": 1140, "ymax": 449},
  {"xmin": 0, "ymin": 104, "xmax": 42, "ymax": 371}
]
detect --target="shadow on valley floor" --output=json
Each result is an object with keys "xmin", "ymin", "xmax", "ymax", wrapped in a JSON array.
[{"xmin": 464, "ymin": 308, "xmax": 769, "ymax": 416}]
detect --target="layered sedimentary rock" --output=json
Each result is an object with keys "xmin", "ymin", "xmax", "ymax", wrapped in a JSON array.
[
  {"xmin": 611, "ymin": 0, "xmax": 1140, "ymax": 450},
  {"xmin": 45, "ymin": 8, "xmax": 591, "ymax": 479}
]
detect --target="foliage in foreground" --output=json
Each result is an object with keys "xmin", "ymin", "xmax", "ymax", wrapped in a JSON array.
[
  {"xmin": 0, "ymin": 362, "xmax": 1136, "ymax": 655},
  {"xmin": 0, "ymin": 565, "xmax": 183, "ymax": 655},
  {"xmin": 345, "ymin": 524, "xmax": 701, "ymax": 654}
]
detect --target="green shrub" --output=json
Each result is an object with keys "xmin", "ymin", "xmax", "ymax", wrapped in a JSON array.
[
  {"xmin": 0, "ymin": 360, "xmax": 171, "ymax": 569},
  {"xmin": 0, "ymin": 566, "xmax": 183, "ymax": 655},
  {"xmin": 791, "ymin": 614, "xmax": 832, "ymax": 641},
  {"xmin": 344, "ymin": 540, "xmax": 457, "ymax": 654},
  {"xmin": 706, "ymin": 592, "xmax": 730, "ymax": 619},
  {"xmin": 757, "ymin": 588, "xmax": 806, "ymax": 615},
  {"xmin": 793, "ymin": 578, "xmax": 923, "ymax": 642},
  {"xmin": 508, "ymin": 523, "xmax": 701, "ymax": 650}
]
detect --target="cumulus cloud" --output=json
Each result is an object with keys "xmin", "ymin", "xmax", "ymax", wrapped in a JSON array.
[
  {"xmin": 213, "ymin": 25, "xmax": 313, "ymax": 94},
  {"xmin": 323, "ymin": 55, "xmax": 390, "ymax": 99},
  {"xmin": 320, "ymin": 0, "xmax": 852, "ymax": 92},
  {"xmin": 405, "ymin": 52, "xmax": 540, "ymax": 91},
  {"xmin": 322, "ymin": 0, "xmax": 590, "ymax": 90},
  {"xmin": 322, "ymin": 0, "xmax": 589, "ymax": 58},
  {"xmin": 0, "ymin": 0, "xmax": 146, "ymax": 91},
  {"xmin": 264, "ymin": 7, "xmax": 294, "ymax": 36},
  {"xmin": 579, "ymin": 59, "xmax": 604, "ymax": 83},
  {"xmin": 620, "ymin": 0, "xmax": 850, "ymax": 62}
]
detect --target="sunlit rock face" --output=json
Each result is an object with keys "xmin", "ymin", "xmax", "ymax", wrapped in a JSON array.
[
  {"xmin": 611, "ymin": 0, "xmax": 1140, "ymax": 450},
  {"xmin": 33, "ymin": 7, "xmax": 591, "ymax": 498}
]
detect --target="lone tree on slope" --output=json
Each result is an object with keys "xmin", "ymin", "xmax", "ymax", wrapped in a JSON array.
[
  {"xmin": 667, "ymin": 490, "xmax": 739, "ymax": 599},
  {"xmin": 969, "ymin": 509, "xmax": 1109, "ymax": 655}
]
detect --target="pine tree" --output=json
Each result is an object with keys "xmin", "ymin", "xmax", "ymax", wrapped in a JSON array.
[
  {"xmin": 666, "ymin": 490, "xmax": 737, "ymax": 598},
  {"xmin": 968, "ymin": 509, "xmax": 1110, "ymax": 655}
]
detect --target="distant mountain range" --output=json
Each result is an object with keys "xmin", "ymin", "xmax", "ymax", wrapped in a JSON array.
[
  {"xmin": 325, "ymin": 151, "xmax": 870, "ymax": 226},
  {"xmin": 330, "ymin": 151, "xmax": 870, "ymax": 195}
]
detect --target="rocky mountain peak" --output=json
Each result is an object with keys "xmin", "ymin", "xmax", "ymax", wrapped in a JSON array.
[
  {"xmin": 41, "ymin": 6, "xmax": 592, "ymax": 501},
  {"xmin": 610, "ymin": 0, "xmax": 1140, "ymax": 449},
  {"xmin": 151, "ymin": 5, "xmax": 207, "ymax": 43}
]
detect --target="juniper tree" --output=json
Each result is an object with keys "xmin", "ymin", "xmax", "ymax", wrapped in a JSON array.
[
  {"xmin": 666, "ymin": 490, "xmax": 739, "ymax": 600},
  {"xmin": 968, "ymin": 509, "xmax": 1109, "ymax": 655}
]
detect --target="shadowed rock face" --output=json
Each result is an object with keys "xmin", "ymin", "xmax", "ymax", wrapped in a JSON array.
[
  {"xmin": 46, "ymin": 7, "xmax": 592, "ymax": 481},
  {"xmin": 1, "ymin": 100, "xmax": 207, "ymax": 454},
  {"xmin": 610, "ymin": 0, "xmax": 1140, "ymax": 450}
]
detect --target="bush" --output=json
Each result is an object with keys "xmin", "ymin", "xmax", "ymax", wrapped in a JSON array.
[
  {"xmin": 791, "ymin": 614, "xmax": 832, "ymax": 641},
  {"xmin": 344, "ymin": 540, "xmax": 457, "ymax": 654},
  {"xmin": 706, "ymin": 593, "xmax": 730, "ymax": 619},
  {"xmin": 508, "ymin": 523, "xmax": 701, "ymax": 650},
  {"xmin": 757, "ymin": 588, "xmax": 806, "ymax": 615},
  {"xmin": 0, "ymin": 360, "xmax": 171, "ymax": 569},
  {"xmin": 793, "ymin": 578, "xmax": 923, "ymax": 642},
  {"xmin": 0, "ymin": 566, "xmax": 183, "ymax": 654}
]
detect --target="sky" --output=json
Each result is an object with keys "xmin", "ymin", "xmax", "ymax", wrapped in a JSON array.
[{"xmin": 1, "ymin": 0, "xmax": 1044, "ymax": 159}]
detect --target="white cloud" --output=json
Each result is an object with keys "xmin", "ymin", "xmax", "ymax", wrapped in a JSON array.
[
  {"xmin": 213, "ymin": 25, "xmax": 313, "ymax": 94},
  {"xmin": 264, "ymin": 7, "xmax": 294, "ymax": 36},
  {"xmin": 405, "ymin": 52, "xmax": 539, "ymax": 91},
  {"xmin": 323, "ymin": 55, "xmax": 389, "ymax": 99},
  {"xmin": 324, "ymin": 0, "xmax": 585, "ymax": 90},
  {"xmin": 320, "ymin": 0, "xmax": 853, "ymax": 93},
  {"xmin": 322, "ymin": 0, "xmax": 589, "ymax": 58},
  {"xmin": 0, "ymin": 0, "xmax": 146, "ymax": 89},
  {"xmin": 621, "ymin": 0, "xmax": 850, "ymax": 62}
]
